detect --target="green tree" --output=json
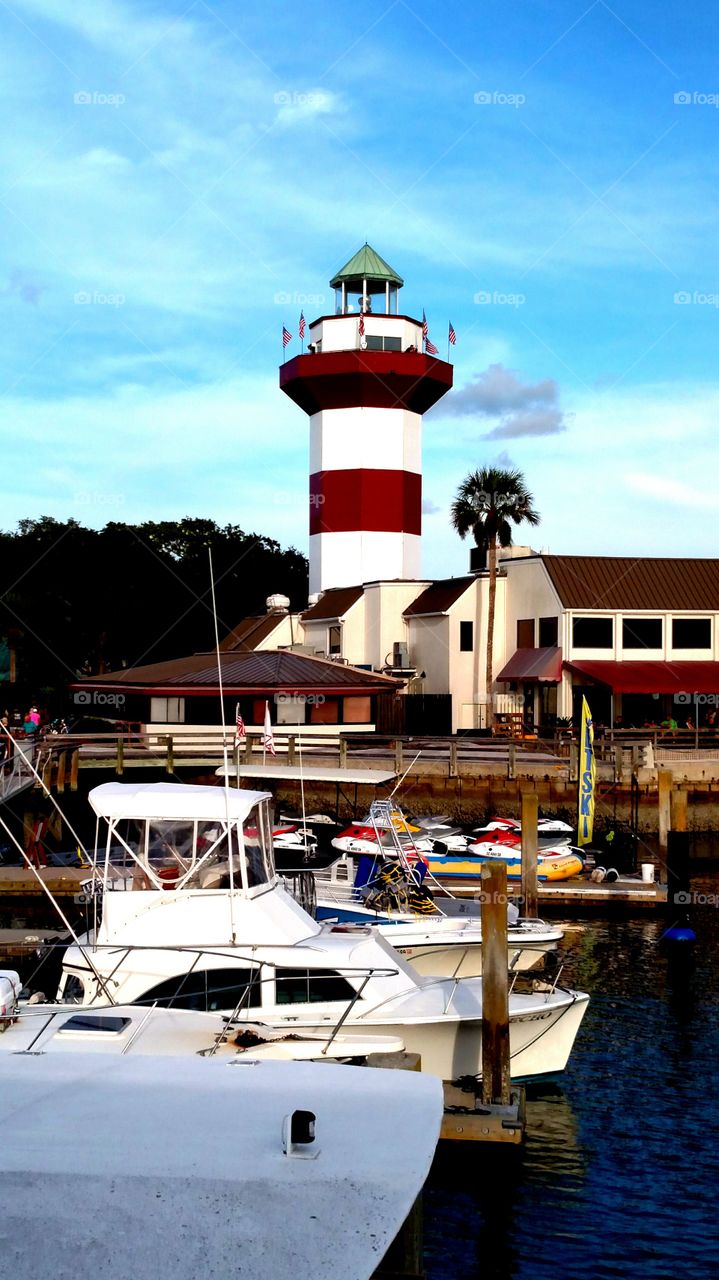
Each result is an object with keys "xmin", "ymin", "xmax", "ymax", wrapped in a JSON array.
[{"xmin": 451, "ymin": 467, "xmax": 540, "ymax": 728}]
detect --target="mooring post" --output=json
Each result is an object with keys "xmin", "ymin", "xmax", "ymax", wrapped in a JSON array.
[
  {"xmin": 395, "ymin": 738, "xmax": 403, "ymax": 774},
  {"xmin": 671, "ymin": 786, "xmax": 688, "ymax": 833},
  {"xmin": 520, "ymin": 791, "xmax": 539, "ymax": 919},
  {"xmin": 166, "ymin": 735, "xmax": 174, "ymax": 776},
  {"xmin": 613, "ymin": 744, "xmax": 624, "ymax": 783},
  {"xmin": 69, "ymin": 749, "xmax": 79, "ymax": 791},
  {"xmin": 449, "ymin": 738, "xmax": 458, "ymax": 778},
  {"xmin": 339, "ymin": 736, "xmax": 348, "ymax": 769},
  {"xmin": 116, "ymin": 736, "xmax": 124, "ymax": 776},
  {"xmin": 56, "ymin": 750, "xmax": 67, "ymax": 795},
  {"xmin": 287, "ymin": 735, "xmax": 296, "ymax": 767},
  {"xmin": 480, "ymin": 860, "xmax": 510, "ymax": 1107},
  {"xmin": 666, "ymin": 827, "xmax": 691, "ymax": 908},
  {"xmin": 658, "ymin": 769, "xmax": 672, "ymax": 848},
  {"xmin": 507, "ymin": 741, "xmax": 516, "ymax": 781},
  {"xmin": 568, "ymin": 742, "xmax": 578, "ymax": 783}
]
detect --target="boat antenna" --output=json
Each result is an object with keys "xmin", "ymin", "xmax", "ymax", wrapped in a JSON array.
[
  {"xmin": 0, "ymin": 808, "xmax": 118, "ymax": 1005},
  {"xmin": 208, "ymin": 545, "xmax": 238, "ymax": 938}
]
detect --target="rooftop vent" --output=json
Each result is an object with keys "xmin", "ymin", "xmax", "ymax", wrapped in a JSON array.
[{"xmin": 266, "ymin": 594, "xmax": 290, "ymax": 614}]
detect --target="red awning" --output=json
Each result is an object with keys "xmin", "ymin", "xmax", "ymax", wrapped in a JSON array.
[
  {"xmin": 496, "ymin": 647, "xmax": 563, "ymax": 683},
  {"xmin": 566, "ymin": 660, "xmax": 719, "ymax": 694}
]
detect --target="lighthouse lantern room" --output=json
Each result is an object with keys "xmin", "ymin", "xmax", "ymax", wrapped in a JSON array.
[{"xmin": 280, "ymin": 245, "xmax": 453, "ymax": 595}]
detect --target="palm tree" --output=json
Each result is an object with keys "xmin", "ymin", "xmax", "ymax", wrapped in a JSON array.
[{"xmin": 451, "ymin": 467, "xmax": 540, "ymax": 729}]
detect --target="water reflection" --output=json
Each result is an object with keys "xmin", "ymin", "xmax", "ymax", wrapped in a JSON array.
[{"xmin": 425, "ymin": 869, "xmax": 719, "ymax": 1279}]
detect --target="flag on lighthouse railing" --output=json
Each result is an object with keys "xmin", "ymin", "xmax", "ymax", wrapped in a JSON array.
[
  {"xmin": 233, "ymin": 702, "xmax": 245, "ymax": 748},
  {"xmin": 422, "ymin": 310, "xmax": 428, "ymax": 340},
  {"xmin": 263, "ymin": 701, "xmax": 276, "ymax": 756},
  {"xmin": 358, "ymin": 310, "xmax": 365, "ymax": 336},
  {"xmin": 282, "ymin": 325, "xmax": 292, "ymax": 348},
  {"xmin": 448, "ymin": 321, "xmax": 456, "ymax": 345},
  {"xmin": 425, "ymin": 336, "xmax": 439, "ymax": 356},
  {"xmin": 299, "ymin": 311, "xmax": 306, "ymax": 340}
]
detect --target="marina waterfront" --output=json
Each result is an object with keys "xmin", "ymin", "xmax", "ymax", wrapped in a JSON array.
[{"xmin": 425, "ymin": 865, "xmax": 719, "ymax": 1279}]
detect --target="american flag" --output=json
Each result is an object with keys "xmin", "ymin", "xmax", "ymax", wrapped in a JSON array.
[
  {"xmin": 448, "ymin": 321, "xmax": 456, "ymax": 345},
  {"xmin": 282, "ymin": 325, "xmax": 292, "ymax": 348},
  {"xmin": 358, "ymin": 311, "xmax": 365, "ymax": 337},
  {"xmin": 299, "ymin": 311, "xmax": 306, "ymax": 340},
  {"xmin": 263, "ymin": 701, "xmax": 276, "ymax": 756},
  {"xmin": 234, "ymin": 702, "xmax": 245, "ymax": 747},
  {"xmin": 422, "ymin": 310, "xmax": 428, "ymax": 340},
  {"xmin": 426, "ymin": 337, "xmax": 439, "ymax": 356}
]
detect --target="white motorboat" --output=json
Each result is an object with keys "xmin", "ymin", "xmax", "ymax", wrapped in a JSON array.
[
  {"xmin": 472, "ymin": 816, "xmax": 573, "ymax": 848},
  {"xmin": 310, "ymin": 853, "xmax": 563, "ymax": 977},
  {"xmin": 57, "ymin": 781, "xmax": 589, "ymax": 1082},
  {"xmin": 0, "ymin": 986, "xmax": 443, "ymax": 1280}
]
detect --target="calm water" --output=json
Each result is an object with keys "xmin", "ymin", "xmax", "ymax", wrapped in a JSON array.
[{"xmin": 425, "ymin": 868, "xmax": 719, "ymax": 1279}]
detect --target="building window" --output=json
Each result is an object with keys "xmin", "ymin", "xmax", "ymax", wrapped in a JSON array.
[
  {"xmin": 517, "ymin": 619, "xmax": 535, "ymax": 649},
  {"xmin": 328, "ymin": 625, "xmax": 341, "ymax": 655},
  {"xmin": 672, "ymin": 618, "xmax": 711, "ymax": 649},
  {"xmin": 622, "ymin": 618, "xmax": 662, "ymax": 650},
  {"xmin": 460, "ymin": 621, "xmax": 473, "ymax": 652},
  {"xmin": 150, "ymin": 696, "xmax": 185, "ymax": 723},
  {"xmin": 539, "ymin": 616, "xmax": 558, "ymax": 647},
  {"xmin": 276, "ymin": 694, "xmax": 307, "ymax": 726},
  {"xmin": 572, "ymin": 617, "xmax": 613, "ymax": 648},
  {"xmin": 364, "ymin": 335, "xmax": 401, "ymax": 352},
  {"xmin": 343, "ymin": 695, "xmax": 371, "ymax": 723}
]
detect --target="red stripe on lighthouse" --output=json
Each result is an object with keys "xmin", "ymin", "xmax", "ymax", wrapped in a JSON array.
[{"xmin": 310, "ymin": 469, "xmax": 421, "ymax": 535}]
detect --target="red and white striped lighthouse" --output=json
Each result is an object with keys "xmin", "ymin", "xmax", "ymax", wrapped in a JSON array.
[{"xmin": 280, "ymin": 245, "xmax": 453, "ymax": 594}]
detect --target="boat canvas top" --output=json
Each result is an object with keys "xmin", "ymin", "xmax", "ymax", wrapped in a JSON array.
[
  {"xmin": 90, "ymin": 781, "xmax": 271, "ymax": 822},
  {"xmin": 1, "ymin": 1048, "xmax": 443, "ymax": 1280}
]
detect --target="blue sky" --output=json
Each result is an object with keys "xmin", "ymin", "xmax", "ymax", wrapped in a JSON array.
[{"xmin": 2, "ymin": 0, "xmax": 719, "ymax": 580}]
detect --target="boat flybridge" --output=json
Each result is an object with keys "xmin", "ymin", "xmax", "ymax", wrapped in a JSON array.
[{"xmin": 57, "ymin": 782, "xmax": 588, "ymax": 1083}]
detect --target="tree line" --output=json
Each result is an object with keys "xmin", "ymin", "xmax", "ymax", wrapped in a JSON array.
[{"xmin": 0, "ymin": 516, "xmax": 308, "ymax": 707}]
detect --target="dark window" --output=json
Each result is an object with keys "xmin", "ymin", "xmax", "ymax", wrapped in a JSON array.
[
  {"xmin": 328, "ymin": 624, "xmax": 341, "ymax": 655},
  {"xmin": 275, "ymin": 969, "xmax": 356, "ymax": 1004},
  {"xmin": 622, "ymin": 618, "xmax": 662, "ymax": 650},
  {"xmin": 59, "ymin": 1015, "xmax": 131, "ymax": 1034},
  {"xmin": 672, "ymin": 618, "xmax": 711, "ymax": 649},
  {"xmin": 517, "ymin": 619, "xmax": 535, "ymax": 648},
  {"xmin": 459, "ymin": 621, "xmax": 473, "ymax": 652},
  {"xmin": 538, "ymin": 616, "xmax": 558, "ymax": 647},
  {"xmin": 365, "ymin": 335, "xmax": 383, "ymax": 351},
  {"xmin": 572, "ymin": 617, "xmax": 613, "ymax": 648},
  {"xmin": 136, "ymin": 968, "xmax": 261, "ymax": 1012},
  {"xmin": 384, "ymin": 336, "xmax": 402, "ymax": 351}
]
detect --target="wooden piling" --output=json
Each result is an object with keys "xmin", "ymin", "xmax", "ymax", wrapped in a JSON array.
[
  {"xmin": 166, "ymin": 735, "xmax": 174, "ymax": 776},
  {"xmin": 69, "ymin": 749, "xmax": 79, "ymax": 791},
  {"xmin": 613, "ymin": 744, "xmax": 624, "ymax": 783},
  {"xmin": 339, "ymin": 736, "xmax": 348, "ymax": 769},
  {"xmin": 116, "ymin": 736, "xmax": 124, "ymax": 776},
  {"xmin": 507, "ymin": 741, "xmax": 516, "ymax": 781},
  {"xmin": 569, "ymin": 742, "xmax": 578, "ymax": 783},
  {"xmin": 520, "ymin": 791, "xmax": 539, "ymax": 919},
  {"xmin": 449, "ymin": 739, "xmax": 458, "ymax": 778},
  {"xmin": 395, "ymin": 738, "xmax": 403, "ymax": 773},
  {"xmin": 670, "ymin": 786, "xmax": 688, "ymax": 833},
  {"xmin": 287, "ymin": 735, "xmax": 296, "ymax": 767},
  {"xmin": 55, "ymin": 750, "xmax": 67, "ymax": 795},
  {"xmin": 480, "ymin": 860, "xmax": 510, "ymax": 1107},
  {"xmin": 658, "ymin": 769, "xmax": 672, "ymax": 848}
]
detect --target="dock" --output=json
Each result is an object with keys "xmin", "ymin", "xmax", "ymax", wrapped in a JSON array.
[{"xmin": 434, "ymin": 873, "xmax": 668, "ymax": 912}]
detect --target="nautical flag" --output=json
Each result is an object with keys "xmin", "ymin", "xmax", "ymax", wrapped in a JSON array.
[
  {"xmin": 234, "ymin": 702, "xmax": 245, "ymax": 747},
  {"xmin": 358, "ymin": 310, "xmax": 365, "ymax": 337},
  {"xmin": 448, "ymin": 321, "xmax": 456, "ymax": 345},
  {"xmin": 422, "ymin": 310, "xmax": 428, "ymax": 340},
  {"xmin": 425, "ymin": 337, "xmax": 439, "ymax": 356},
  {"xmin": 578, "ymin": 696, "xmax": 596, "ymax": 847},
  {"xmin": 263, "ymin": 701, "xmax": 276, "ymax": 756},
  {"xmin": 282, "ymin": 325, "xmax": 292, "ymax": 348},
  {"xmin": 299, "ymin": 311, "xmax": 306, "ymax": 340}
]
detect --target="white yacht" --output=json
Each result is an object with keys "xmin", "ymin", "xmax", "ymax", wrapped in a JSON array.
[
  {"xmin": 58, "ymin": 782, "xmax": 589, "ymax": 1082},
  {"xmin": 0, "ymin": 981, "xmax": 443, "ymax": 1280}
]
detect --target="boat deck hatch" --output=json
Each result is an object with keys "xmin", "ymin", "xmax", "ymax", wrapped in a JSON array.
[{"xmin": 58, "ymin": 1015, "xmax": 132, "ymax": 1035}]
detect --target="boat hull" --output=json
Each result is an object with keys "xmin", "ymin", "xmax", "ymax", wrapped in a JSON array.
[{"xmin": 426, "ymin": 850, "xmax": 584, "ymax": 882}]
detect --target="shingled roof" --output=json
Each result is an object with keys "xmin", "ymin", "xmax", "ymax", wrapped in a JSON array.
[
  {"xmin": 541, "ymin": 556, "xmax": 719, "ymax": 611},
  {"xmin": 302, "ymin": 586, "xmax": 364, "ymax": 621},
  {"xmin": 73, "ymin": 649, "xmax": 401, "ymax": 695},
  {"xmin": 403, "ymin": 576, "xmax": 475, "ymax": 617},
  {"xmin": 218, "ymin": 615, "xmax": 286, "ymax": 651}
]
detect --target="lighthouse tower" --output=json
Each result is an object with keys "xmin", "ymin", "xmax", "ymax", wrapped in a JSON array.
[{"xmin": 280, "ymin": 245, "xmax": 453, "ymax": 595}]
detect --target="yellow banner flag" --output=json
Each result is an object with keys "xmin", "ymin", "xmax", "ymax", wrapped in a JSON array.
[{"xmin": 578, "ymin": 695, "xmax": 596, "ymax": 847}]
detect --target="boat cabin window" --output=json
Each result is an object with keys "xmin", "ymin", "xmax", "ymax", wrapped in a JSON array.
[
  {"xmin": 135, "ymin": 968, "xmax": 262, "ymax": 1012},
  {"xmin": 59, "ymin": 1015, "xmax": 131, "ymax": 1035},
  {"xmin": 244, "ymin": 802, "xmax": 275, "ymax": 887},
  {"xmin": 61, "ymin": 973, "xmax": 85, "ymax": 1002},
  {"xmin": 275, "ymin": 968, "xmax": 357, "ymax": 1005}
]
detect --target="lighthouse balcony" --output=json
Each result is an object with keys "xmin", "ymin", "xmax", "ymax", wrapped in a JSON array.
[{"xmin": 280, "ymin": 346, "xmax": 453, "ymax": 415}]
